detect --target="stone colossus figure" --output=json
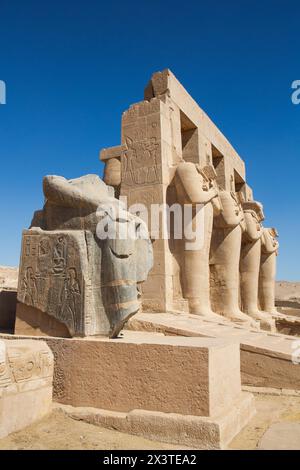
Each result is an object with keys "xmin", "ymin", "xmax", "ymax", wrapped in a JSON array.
[
  {"xmin": 259, "ymin": 227, "xmax": 279, "ymax": 316},
  {"xmin": 210, "ymin": 190, "xmax": 258, "ymax": 328},
  {"xmin": 174, "ymin": 161, "xmax": 229, "ymax": 322},
  {"xmin": 239, "ymin": 201, "xmax": 275, "ymax": 331},
  {"xmin": 17, "ymin": 174, "xmax": 153, "ymax": 338}
]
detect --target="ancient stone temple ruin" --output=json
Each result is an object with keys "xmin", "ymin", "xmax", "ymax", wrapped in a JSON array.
[
  {"xmin": 1, "ymin": 70, "xmax": 300, "ymax": 448},
  {"xmin": 100, "ymin": 69, "xmax": 279, "ymax": 331}
]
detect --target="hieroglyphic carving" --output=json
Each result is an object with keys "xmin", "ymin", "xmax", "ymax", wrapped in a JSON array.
[
  {"xmin": 18, "ymin": 231, "xmax": 84, "ymax": 336},
  {"xmin": 0, "ymin": 340, "xmax": 53, "ymax": 388},
  {"xmin": 17, "ymin": 174, "xmax": 153, "ymax": 338},
  {"xmin": 60, "ymin": 267, "xmax": 81, "ymax": 333},
  {"xmin": 122, "ymin": 136, "xmax": 162, "ymax": 186},
  {"xmin": 21, "ymin": 267, "xmax": 38, "ymax": 306},
  {"xmin": 53, "ymin": 235, "xmax": 67, "ymax": 274},
  {"xmin": 0, "ymin": 341, "xmax": 11, "ymax": 387},
  {"xmin": 9, "ymin": 348, "xmax": 53, "ymax": 382}
]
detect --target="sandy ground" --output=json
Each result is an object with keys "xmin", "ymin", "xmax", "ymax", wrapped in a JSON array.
[
  {"xmin": 229, "ymin": 391, "xmax": 300, "ymax": 449},
  {"xmin": 276, "ymin": 281, "xmax": 300, "ymax": 305},
  {"xmin": 0, "ymin": 408, "xmax": 186, "ymax": 450},
  {"xmin": 0, "ymin": 392, "xmax": 300, "ymax": 450},
  {"xmin": 0, "ymin": 266, "xmax": 18, "ymax": 290}
]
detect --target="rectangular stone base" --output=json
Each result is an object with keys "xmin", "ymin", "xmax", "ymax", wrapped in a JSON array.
[
  {"xmin": 128, "ymin": 312, "xmax": 300, "ymax": 391},
  {"xmin": 57, "ymin": 391, "xmax": 255, "ymax": 449},
  {"xmin": 0, "ymin": 339, "xmax": 53, "ymax": 439},
  {"xmin": 0, "ymin": 330, "xmax": 255, "ymax": 447}
]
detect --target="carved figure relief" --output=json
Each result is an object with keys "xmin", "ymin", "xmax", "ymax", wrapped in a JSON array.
[
  {"xmin": 21, "ymin": 267, "xmax": 38, "ymax": 307},
  {"xmin": 122, "ymin": 136, "xmax": 162, "ymax": 186},
  {"xmin": 19, "ymin": 232, "xmax": 84, "ymax": 336},
  {"xmin": 60, "ymin": 268, "xmax": 81, "ymax": 333}
]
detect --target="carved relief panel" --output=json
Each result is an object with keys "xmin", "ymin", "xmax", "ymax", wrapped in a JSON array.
[{"xmin": 18, "ymin": 230, "xmax": 85, "ymax": 336}]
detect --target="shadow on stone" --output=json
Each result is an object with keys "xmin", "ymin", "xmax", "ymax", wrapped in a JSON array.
[{"xmin": 0, "ymin": 290, "xmax": 17, "ymax": 333}]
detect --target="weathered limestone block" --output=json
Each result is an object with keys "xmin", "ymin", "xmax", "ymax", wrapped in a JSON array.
[
  {"xmin": 22, "ymin": 331, "xmax": 255, "ymax": 449},
  {"xmin": 16, "ymin": 175, "xmax": 153, "ymax": 338},
  {"xmin": 0, "ymin": 339, "xmax": 53, "ymax": 439},
  {"xmin": 17, "ymin": 229, "xmax": 108, "ymax": 337},
  {"xmin": 128, "ymin": 312, "xmax": 300, "ymax": 391}
]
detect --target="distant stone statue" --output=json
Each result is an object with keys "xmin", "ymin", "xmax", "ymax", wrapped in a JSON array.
[
  {"xmin": 16, "ymin": 174, "xmax": 153, "ymax": 338},
  {"xmin": 174, "ymin": 161, "xmax": 226, "ymax": 322},
  {"xmin": 259, "ymin": 227, "xmax": 279, "ymax": 315},
  {"xmin": 210, "ymin": 190, "xmax": 258, "ymax": 328},
  {"xmin": 239, "ymin": 201, "xmax": 275, "ymax": 331}
]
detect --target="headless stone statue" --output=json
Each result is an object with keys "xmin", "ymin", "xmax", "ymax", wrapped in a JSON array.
[
  {"xmin": 16, "ymin": 174, "xmax": 153, "ymax": 338},
  {"xmin": 240, "ymin": 202, "xmax": 275, "ymax": 331},
  {"xmin": 259, "ymin": 227, "xmax": 279, "ymax": 315},
  {"xmin": 174, "ymin": 162, "xmax": 228, "ymax": 322},
  {"xmin": 210, "ymin": 190, "xmax": 258, "ymax": 328}
]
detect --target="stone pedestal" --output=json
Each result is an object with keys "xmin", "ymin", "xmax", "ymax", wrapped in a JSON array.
[
  {"xmin": 0, "ymin": 339, "xmax": 53, "ymax": 439},
  {"xmin": 2, "ymin": 331, "xmax": 255, "ymax": 449}
]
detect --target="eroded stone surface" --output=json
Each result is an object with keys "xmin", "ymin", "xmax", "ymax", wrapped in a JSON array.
[{"xmin": 0, "ymin": 338, "xmax": 53, "ymax": 439}]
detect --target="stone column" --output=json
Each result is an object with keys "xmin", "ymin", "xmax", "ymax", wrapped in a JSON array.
[{"xmin": 119, "ymin": 98, "xmax": 184, "ymax": 313}]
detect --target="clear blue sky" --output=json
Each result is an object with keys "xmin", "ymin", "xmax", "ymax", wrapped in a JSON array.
[{"xmin": 0, "ymin": 0, "xmax": 299, "ymax": 280}]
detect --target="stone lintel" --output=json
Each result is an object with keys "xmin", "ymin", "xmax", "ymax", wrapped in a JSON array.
[
  {"xmin": 100, "ymin": 145, "xmax": 126, "ymax": 162},
  {"xmin": 145, "ymin": 69, "xmax": 246, "ymax": 180}
]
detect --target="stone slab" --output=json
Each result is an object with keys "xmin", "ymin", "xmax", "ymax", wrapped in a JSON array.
[
  {"xmin": 57, "ymin": 391, "xmax": 255, "ymax": 450},
  {"xmin": 1, "ymin": 331, "xmax": 243, "ymax": 419},
  {"xmin": 127, "ymin": 312, "xmax": 300, "ymax": 391},
  {"xmin": 275, "ymin": 315, "xmax": 300, "ymax": 336}
]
